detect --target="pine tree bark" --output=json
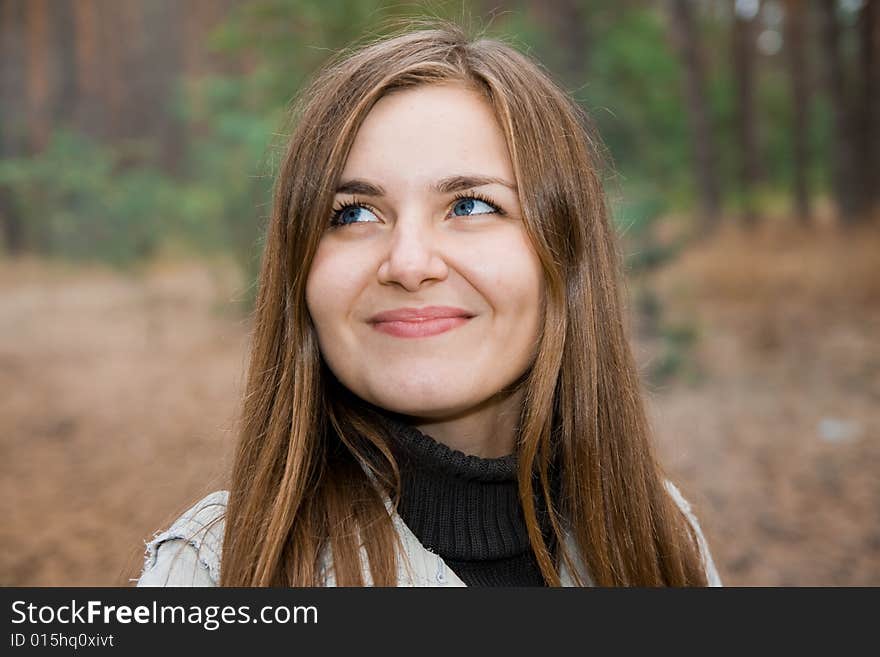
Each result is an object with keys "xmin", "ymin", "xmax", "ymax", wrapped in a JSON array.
[
  {"xmin": 534, "ymin": 0, "xmax": 590, "ymax": 83},
  {"xmin": 51, "ymin": 0, "xmax": 77, "ymax": 126},
  {"xmin": 784, "ymin": 0, "xmax": 811, "ymax": 222},
  {"xmin": 73, "ymin": 0, "xmax": 105, "ymax": 139},
  {"xmin": 0, "ymin": 0, "xmax": 26, "ymax": 253},
  {"xmin": 733, "ymin": 0, "xmax": 762, "ymax": 226},
  {"xmin": 25, "ymin": 0, "xmax": 50, "ymax": 152},
  {"xmin": 142, "ymin": 0, "xmax": 184, "ymax": 173},
  {"xmin": 857, "ymin": 0, "xmax": 878, "ymax": 218},
  {"xmin": 819, "ymin": 0, "xmax": 859, "ymax": 223},
  {"xmin": 666, "ymin": 0, "xmax": 722, "ymax": 234}
]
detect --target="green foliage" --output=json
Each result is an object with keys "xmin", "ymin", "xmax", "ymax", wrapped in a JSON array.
[
  {"xmin": 585, "ymin": 7, "xmax": 691, "ymax": 193},
  {"xmin": 633, "ymin": 283, "xmax": 701, "ymax": 387},
  {"xmin": 530, "ymin": 5, "xmax": 699, "ymax": 236},
  {"xmin": 612, "ymin": 180, "xmax": 671, "ymax": 235},
  {"xmin": 177, "ymin": 73, "xmax": 281, "ymax": 282},
  {"xmin": 648, "ymin": 318, "xmax": 702, "ymax": 387},
  {"xmin": 0, "ymin": 131, "xmax": 176, "ymax": 266},
  {"xmin": 208, "ymin": 0, "xmax": 498, "ymax": 110}
]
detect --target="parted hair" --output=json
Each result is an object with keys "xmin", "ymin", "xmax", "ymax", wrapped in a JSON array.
[{"xmin": 220, "ymin": 19, "xmax": 709, "ymax": 586}]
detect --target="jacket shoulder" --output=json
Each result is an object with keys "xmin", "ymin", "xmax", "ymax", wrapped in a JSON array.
[{"xmin": 136, "ymin": 490, "xmax": 228, "ymax": 587}]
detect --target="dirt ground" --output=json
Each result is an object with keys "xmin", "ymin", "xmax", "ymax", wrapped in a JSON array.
[{"xmin": 1, "ymin": 223, "xmax": 877, "ymax": 586}]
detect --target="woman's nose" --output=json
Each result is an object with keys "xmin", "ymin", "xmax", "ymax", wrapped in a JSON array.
[{"xmin": 376, "ymin": 220, "xmax": 449, "ymax": 291}]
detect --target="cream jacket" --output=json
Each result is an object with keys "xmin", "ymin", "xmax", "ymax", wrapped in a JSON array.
[{"xmin": 135, "ymin": 481, "xmax": 722, "ymax": 587}]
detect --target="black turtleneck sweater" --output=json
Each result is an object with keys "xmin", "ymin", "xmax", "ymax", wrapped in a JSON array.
[{"xmin": 377, "ymin": 414, "xmax": 556, "ymax": 587}]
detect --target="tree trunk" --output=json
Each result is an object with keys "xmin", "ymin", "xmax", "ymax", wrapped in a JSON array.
[
  {"xmin": 819, "ymin": 0, "xmax": 859, "ymax": 224},
  {"xmin": 535, "ymin": 0, "xmax": 590, "ymax": 83},
  {"xmin": 73, "ymin": 0, "xmax": 105, "ymax": 139},
  {"xmin": 2, "ymin": 0, "xmax": 32, "ymax": 253},
  {"xmin": 733, "ymin": 0, "xmax": 762, "ymax": 226},
  {"xmin": 784, "ymin": 0, "xmax": 811, "ymax": 223},
  {"xmin": 51, "ymin": 0, "xmax": 77, "ymax": 126},
  {"xmin": 25, "ymin": 0, "xmax": 50, "ymax": 153},
  {"xmin": 857, "ymin": 0, "xmax": 878, "ymax": 219},
  {"xmin": 99, "ymin": 0, "xmax": 142, "ymax": 142},
  {"xmin": 142, "ymin": 0, "xmax": 184, "ymax": 173},
  {"xmin": 666, "ymin": 0, "xmax": 722, "ymax": 234}
]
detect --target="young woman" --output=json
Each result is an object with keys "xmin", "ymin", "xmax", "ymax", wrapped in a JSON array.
[{"xmin": 137, "ymin": 21, "xmax": 721, "ymax": 587}]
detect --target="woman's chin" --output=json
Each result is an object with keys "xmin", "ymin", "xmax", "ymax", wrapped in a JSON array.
[{"xmin": 366, "ymin": 389, "xmax": 474, "ymax": 420}]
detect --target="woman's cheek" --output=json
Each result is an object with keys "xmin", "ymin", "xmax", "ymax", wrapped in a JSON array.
[
  {"xmin": 306, "ymin": 246, "xmax": 352, "ymax": 335},
  {"xmin": 472, "ymin": 232, "xmax": 541, "ymax": 305},
  {"xmin": 310, "ymin": 244, "xmax": 366, "ymax": 302}
]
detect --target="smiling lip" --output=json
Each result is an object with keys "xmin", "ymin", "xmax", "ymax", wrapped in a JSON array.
[{"xmin": 368, "ymin": 306, "xmax": 474, "ymax": 338}]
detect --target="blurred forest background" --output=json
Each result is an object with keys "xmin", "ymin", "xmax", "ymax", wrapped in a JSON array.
[{"xmin": 1, "ymin": 0, "xmax": 877, "ymax": 586}]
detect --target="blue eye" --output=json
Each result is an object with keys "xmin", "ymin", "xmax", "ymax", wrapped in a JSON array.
[
  {"xmin": 451, "ymin": 196, "xmax": 499, "ymax": 217},
  {"xmin": 331, "ymin": 203, "xmax": 380, "ymax": 227}
]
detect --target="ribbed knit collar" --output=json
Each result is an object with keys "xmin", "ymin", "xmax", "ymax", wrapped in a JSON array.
[{"xmin": 376, "ymin": 412, "xmax": 535, "ymax": 562}]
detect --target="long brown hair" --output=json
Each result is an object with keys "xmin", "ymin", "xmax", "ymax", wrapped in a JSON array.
[{"xmin": 220, "ymin": 19, "xmax": 708, "ymax": 586}]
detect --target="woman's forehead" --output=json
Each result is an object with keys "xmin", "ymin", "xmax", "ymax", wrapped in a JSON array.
[{"xmin": 339, "ymin": 83, "xmax": 514, "ymax": 188}]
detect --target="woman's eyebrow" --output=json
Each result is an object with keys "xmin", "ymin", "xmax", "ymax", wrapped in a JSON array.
[{"xmin": 335, "ymin": 174, "xmax": 517, "ymax": 196}]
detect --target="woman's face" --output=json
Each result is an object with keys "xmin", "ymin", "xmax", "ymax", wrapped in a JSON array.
[{"xmin": 306, "ymin": 82, "xmax": 544, "ymax": 423}]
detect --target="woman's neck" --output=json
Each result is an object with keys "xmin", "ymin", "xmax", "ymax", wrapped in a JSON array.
[{"xmin": 407, "ymin": 387, "xmax": 523, "ymax": 458}]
